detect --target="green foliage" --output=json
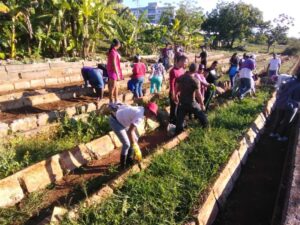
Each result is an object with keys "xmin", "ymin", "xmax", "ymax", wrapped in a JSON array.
[
  {"xmin": 62, "ymin": 87, "xmax": 272, "ymax": 225},
  {"xmin": 202, "ymin": 2, "xmax": 263, "ymax": 48},
  {"xmin": 0, "ymin": 113, "xmax": 110, "ymax": 179}
]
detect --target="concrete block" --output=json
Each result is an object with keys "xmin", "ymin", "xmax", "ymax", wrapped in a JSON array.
[
  {"xmin": 0, "ymin": 83, "xmax": 15, "ymax": 93},
  {"xmin": 57, "ymin": 77, "xmax": 67, "ymax": 84},
  {"xmin": 86, "ymin": 135, "xmax": 115, "ymax": 159},
  {"xmin": 177, "ymin": 131, "xmax": 189, "ymax": 141},
  {"xmin": 50, "ymin": 206, "xmax": 68, "ymax": 223},
  {"xmin": 0, "ymin": 175, "xmax": 25, "ymax": 207},
  {"xmin": 136, "ymin": 120, "xmax": 146, "ymax": 136},
  {"xmin": 30, "ymin": 79, "xmax": 46, "ymax": 88},
  {"xmin": 212, "ymin": 168, "xmax": 233, "ymax": 207},
  {"xmin": 14, "ymin": 81, "xmax": 31, "ymax": 90},
  {"xmin": 109, "ymin": 131, "xmax": 122, "ymax": 148},
  {"xmin": 27, "ymin": 93, "xmax": 61, "ymax": 106},
  {"xmin": 69, "ymin": 74, "xmax": 82, "ymax": 83},
  {"xmin": 86, "ymin": 102, "xmax": 96, "ymax": 113},
  {"xmin": 19, "ymin": 154, "xmax": 64, "ymax": 193},
  {"xmin": 237, "ymin": 138, "xmax": 250, "ymax": 165},
  {"xmin": 0, "ymin": 99, "xmax": 25, "ymax": 111},
  {"xmin": 0, "ymin": 122, "xmax": 9, "ymax": 137},
  {"xmin": 163, "ymin": 136, "xmax": 180, "ymax": 150},
  {"xmin": 59, "ymin": 144, "xmax": 92, "ymax": 171},
  {"xmin": 65, "ymin": 106, "xmax": 77, "ymax": 117},
  {"xmin": 225, "ymin": 150, "xmax": 241, "ymax": 183},
  {"xmin": 37, "ymin": 112, "xmax": 57, "ymax": 126},
  {"xmin": 86, "ymin": 185, "xmax": 113, "ymax": 206},
  {"xmin": 195, "ymin": 191, "xmax": 219, "ymax": 225},
  {"xmin": 10, "ymin": 116, "xmax": 38, "ymax": 132},
  {"xmin": 21, "ymin": 70, "xmax": 50, "ymax": 80},
  {"xmin": 45, "ymin": 77, "xmax": 58, "ymax": 86}
]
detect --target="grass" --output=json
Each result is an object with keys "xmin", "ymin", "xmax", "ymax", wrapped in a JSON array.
[
  {"xmin": 0, "ymin": 113, "xmax": 110, "ymax": 179},
  {"xmin": 59, "ymin": 86, "xmax": 272, "ymax": 225}
]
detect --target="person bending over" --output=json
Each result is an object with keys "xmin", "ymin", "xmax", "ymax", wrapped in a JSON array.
[{"xmin": 109, "ymin": 102, "xmax": 158, "ymax": 168}]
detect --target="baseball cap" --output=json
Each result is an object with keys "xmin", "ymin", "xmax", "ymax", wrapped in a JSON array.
[{"xmin": 146, "ymin": 102, "xmax": 158, "ymax": 116}]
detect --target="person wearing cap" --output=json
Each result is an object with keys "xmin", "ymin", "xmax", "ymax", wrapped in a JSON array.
[
  {"xmin": 131, "ymin": 55, "xmax": 147, "ymax": 98},
  {"xmin": 109, "ymin": 102, "xmax": 158, "ymax": 168}
]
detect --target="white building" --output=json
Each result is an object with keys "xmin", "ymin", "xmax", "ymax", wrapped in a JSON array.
[{"xmin": 130, "ymin": 2, "xmax": 175, "ymax": 24}]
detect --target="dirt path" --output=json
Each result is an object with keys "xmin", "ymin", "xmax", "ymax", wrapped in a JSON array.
[{"xmin": 213, "ymin": 115, "xmax": 299, "ymax": 225}]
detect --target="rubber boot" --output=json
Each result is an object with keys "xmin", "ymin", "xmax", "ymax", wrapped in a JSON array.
[
  {"xmin": 119, "ymin": 154, "xmax": 127, "ymax": 170},
  {"xmin": 126, "ymin": 148, "xmax": 134, "ymax": 167}
]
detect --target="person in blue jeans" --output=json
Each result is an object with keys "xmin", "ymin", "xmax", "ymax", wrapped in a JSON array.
[
  {"xmin": 81, "ymin": 66, "xmax": 105, "ymax": 101},
  {"xmin": 109, "ymin": 103, "xmax": 158, "ymax": 168},
  {"xmin": 131, "ymin": 55, "xmax": 146, "ymax": 98},
  {"xmin": 150, "ymin": 58, "xmax": 165, "ymax": 94}
]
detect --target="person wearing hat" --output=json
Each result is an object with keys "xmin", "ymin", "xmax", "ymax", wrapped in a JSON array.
[
  {"xmin": 109, "ymin": 102, "xmax": 158, "ymax": 168},
  {"xmin": 131, "ymin": 54, "xmax": 147, "ymax": 98}
]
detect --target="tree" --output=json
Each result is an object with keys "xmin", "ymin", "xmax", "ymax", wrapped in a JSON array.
[
  {"xmin": 0, "ymin": 0, "xmax": 34, "ymax": 58},
  {"xmin": 263, "ymin": 14, "xmax": 294, "ymax": 52},
  {"xmin": 202, "ymin": 1, "xmax": 263, "ymax": 48}
]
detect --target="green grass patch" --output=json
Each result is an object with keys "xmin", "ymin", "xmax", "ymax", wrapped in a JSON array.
[
  {"xmin": 0, "ymin": 113, "xmax": 110, "ymax": 179},
  {"xmin": 61, "ymin": 86, "xmax": 272, "ymax": 225}
]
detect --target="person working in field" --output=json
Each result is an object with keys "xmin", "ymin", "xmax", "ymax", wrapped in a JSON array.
[
  {"xmin": 267, "ymin": 53, "xmax": 281, "ymax": 81},
  {"xmin": 204, "ymin": 61, "xmax": 219, "ymax": 111},
  {"xmin": 269, "ymin": 70, "xmax": 300, "ymax": 142},
  {"xmin": 239, "ymin": 54, "xmax": 255, "ymax": 100},
  {"xmin": 81, "ymin": 66, "xmax": 105, "ymax": 101},
  {"xmin": 107, "ymin": 39, "xmax": 123, "ymax": 103},
  {"xmin": 131, "ymin": 55, "xmax": 147, "ymax": 99},
  {"xmin": 169, "ymin": 55, "xmax": 188, "ymax": 125},
  {"xmin": 196, "ymin": 46, "xmax": 208, "ymax": 68},
  {"xmin": 175, "ymin": 63, "xmax": 208, "ymax": 134},
  {"xmin": 109, "ymin": 102, "xmax": 158, "ymax": 169},
  {"xmin": 149, "ymin": 58, "xmax": 165, "ymax": 94}
]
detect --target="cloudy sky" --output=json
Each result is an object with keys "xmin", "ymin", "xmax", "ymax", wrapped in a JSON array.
[{"xmin": 123, "ymin": 0, "xmax": 300, "ymax": 38}]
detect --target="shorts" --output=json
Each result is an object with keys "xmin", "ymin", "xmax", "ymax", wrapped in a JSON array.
[
  {"xmin": 269, "ymin": 70, "xmax": 277, "ymax": 77},
  {"xmin": 108, "ymin": 71, "xmax": 122, "ymax": 81}
]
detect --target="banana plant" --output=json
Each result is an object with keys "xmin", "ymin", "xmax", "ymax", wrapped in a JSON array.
[{"xmin": 0, "ymin": 0, "xmax": 33, "ymax": 58}]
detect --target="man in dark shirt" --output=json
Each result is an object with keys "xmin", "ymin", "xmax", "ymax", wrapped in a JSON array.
[
  {"xmin": 204, "ymin": 61, "xmax": 219, "ymax": 111},
  {"xmin": 175, "ymin": 63, "xmax": 208, "ymax": 134},
  {"xmin": 196, "ymin": 46, "xmax": 208, "ymax": 68}
]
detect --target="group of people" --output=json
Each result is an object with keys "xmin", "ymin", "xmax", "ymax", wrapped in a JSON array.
[{"xmin": 80, "ymin": 38, "xmax": 299, "ymax": 168}]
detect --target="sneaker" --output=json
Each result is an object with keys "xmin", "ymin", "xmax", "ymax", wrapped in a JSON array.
[
  {"xmin": 269, "ymin": 132, "xmax": 279, "ymax": 138},
  {"xmin": 277, "ymin": 136, "xmax": 288, "ymax": 142}
]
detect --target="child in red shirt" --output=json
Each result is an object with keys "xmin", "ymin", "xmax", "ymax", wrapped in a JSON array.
[{"xmin": 131, "ymin": 55, "xmax": 147, "ymax": 98}]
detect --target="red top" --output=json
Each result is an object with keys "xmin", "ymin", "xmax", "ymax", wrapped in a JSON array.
[
  {"xmin": 107, "ymin": 48, "xmax": 123, "ymax": 79},
  {"xmin": 169, "ymin": 67, "xmax": 185, "ymax": 94},
  {"xmin": 132, "ymin": 62, "xmax": 146, "ymax": 79}
]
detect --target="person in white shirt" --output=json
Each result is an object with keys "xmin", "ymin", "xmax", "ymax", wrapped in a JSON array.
[
  {"xmin": 267, "ymin": 53, "xmax": 281, "ymax": 78},
  {"xmin": 109, "ymin": 102, "xmax": 158, "ymax": 168}
]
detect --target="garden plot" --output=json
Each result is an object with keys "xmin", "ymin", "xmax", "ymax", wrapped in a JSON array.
[{"xmin": 0, "ymin": 53, "xmax": 235, "ymax": 137}]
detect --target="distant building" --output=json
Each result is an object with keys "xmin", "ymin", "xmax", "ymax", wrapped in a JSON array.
[{"xmin": 130, "ymin": 2, "xmax": 175, "ymax": 24}]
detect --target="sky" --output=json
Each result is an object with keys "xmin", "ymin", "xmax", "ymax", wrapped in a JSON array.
[{"xmin": 123, "ymin": 0, "xmax": 300, "ymax": 38}]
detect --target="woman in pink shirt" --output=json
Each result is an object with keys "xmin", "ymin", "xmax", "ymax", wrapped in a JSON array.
[
  {"xmin": 107, "ymin": 39, "xmax": 123, "ymax": 103},
  {"xmin": 194, "ymin": 64, "xmax": 210, "ymax": 99},
  {"xmin": 132, "ymin": 55, "xmax": 146, "ymax": 98}
]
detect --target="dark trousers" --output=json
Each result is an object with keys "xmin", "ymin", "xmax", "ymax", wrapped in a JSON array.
[
  {"xmin": 169, "ymin": 93, "xmax": 177, "ymax": 124},
  {"xmin": 239, "ymin": 78, "xmax": 251, "ymax": 98},
  {"xmin": 176, "ymin": 102, "xmax": 208, "ymax": 134},
  {"xmin": 271, "ymin": 107, "xmax": 298, "ymax": 136},
  {"xmin": 204, "ymin": 89, "xmax": 215, "ymax": 112}
]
